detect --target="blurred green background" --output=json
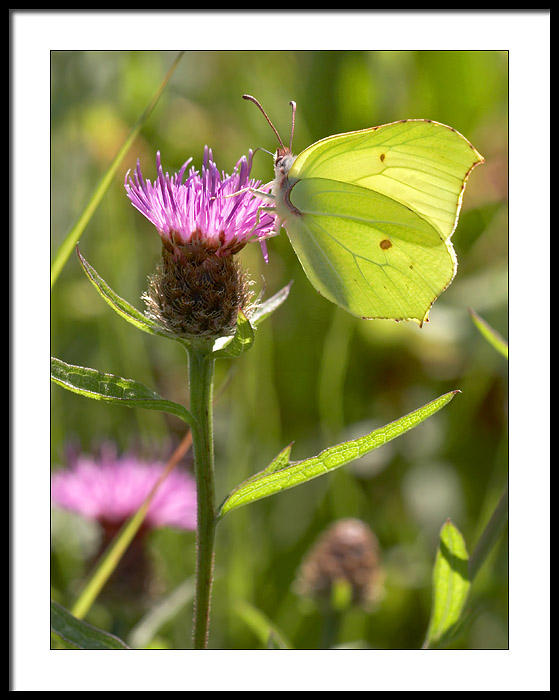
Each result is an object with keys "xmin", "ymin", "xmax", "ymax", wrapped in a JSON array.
[{"xmin": 51, "ymin": 50, "xmax": 508, "ymax": 649}]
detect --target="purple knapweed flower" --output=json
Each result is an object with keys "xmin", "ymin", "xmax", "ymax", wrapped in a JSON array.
[
  {"xmin": 125, "ymin": 147, "xmax": 276, "ymax": 262},
  {"xmin": 51, "ymin": 451, "xmax": 197, "ymax": 532}
]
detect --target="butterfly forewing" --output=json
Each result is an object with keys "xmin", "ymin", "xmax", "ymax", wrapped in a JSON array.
[{"xmin": 289, "ymin": 120, "xmax": 484, "ymax": 241}]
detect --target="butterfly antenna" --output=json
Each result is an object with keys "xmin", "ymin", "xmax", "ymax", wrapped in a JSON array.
[
  {"xmin": 243, "ymin": 94, "xmax": 285, "ymax": 149},
  {"xmin": 253, "ymin": 146, "xmax": 274, "ymax": 157},
  {"xmin": 289, "ymin": 100, "xmax": 296, "ymax": 152}
]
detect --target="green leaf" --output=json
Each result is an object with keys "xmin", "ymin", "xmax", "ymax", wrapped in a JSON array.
[
  {"xmin": 212, "ymin": 311, "xmax": 255, "ymax": 358},
  {"xmin": 218, "ymin": 390, "xmax": 459, "ymax": 517},
  {"xmin": 51, "ymin": 357, "xmax": 193, "ymax": 425},
  {"xmin": 469, "ymin": 308, "xmax": 508, "ymax": 359},
  {"xmin": 249, "ymin": 281, "xmax": 293, "ymax": 327},
  {"xmin": 51, "ymin": 601, "xmax": 129, "ymax": 650},
  {"xmin": 77, "ymin": 248, "xmax": 183, "ymax": 344},
  {"xmin": 212, "ymin": 284, "xmax": 292, "ymax": 359},
  {"xmin": 424, "ymin": 519, "xmax": 471, "ymax": 648},
  {"xmin": 50, "ymin": 51, "xmax": 184, "ymax": 288}
]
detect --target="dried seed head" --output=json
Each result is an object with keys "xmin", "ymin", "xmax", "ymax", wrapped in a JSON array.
[
  {"xmin": 295, "ymin": 518, "xmax": 383, "ymax": 609},
  {"xmin": 143, "ymin": 241, "xmax": 252, "ymax": 339}
]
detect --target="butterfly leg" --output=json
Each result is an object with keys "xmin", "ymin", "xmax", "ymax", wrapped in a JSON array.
[
  {"xmin": 222, "ymin": 186, "xmax": 275, "ymax": 202},
  {"xmin": 246, "ymin": 204, "xmax": 278, "ymax": 238}
]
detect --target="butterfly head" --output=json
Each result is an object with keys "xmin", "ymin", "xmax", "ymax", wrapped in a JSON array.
[{"xmin": 274, "ymin": 147, "xmax": 296, "ymax": 178}]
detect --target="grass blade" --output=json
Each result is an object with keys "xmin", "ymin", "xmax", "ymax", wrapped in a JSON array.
[
  {"xmin": 71, "ymin": 432, "xmax": 192, "ymax": 620},
  {"xmin": 469, "ymin": 308, "xmax": 508, "ymax": 359},
  {"xmin": 235, "ymin": 600, "xmax": 292, "ymax": 649},
  {"xmin": 51, "ymin": 51, "xmax": 184, "ymax": 287},
  {"xmin": 128, "ymin": 577, "xmax": 196, "ymax": 649},
  {"xmin": 469, "ymin": 486, "xmax": 509, "ymax": 582}
]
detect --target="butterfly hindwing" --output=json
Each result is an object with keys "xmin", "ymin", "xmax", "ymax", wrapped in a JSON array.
[{"xmin": 285, "ymin": 177, "xmax": 456, "ymax": 323}]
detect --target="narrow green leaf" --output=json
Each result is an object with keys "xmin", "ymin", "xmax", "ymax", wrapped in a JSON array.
[
  {"xmin": 249, "ymin": 281, "xmax": 293, "ymax": 327},
  {"xmin": 235, "ymin": 600, "xmax": 292, "ymax": 650},
  {"xmin": 77, "ymin": 248, "xmax": 183, "ymax": 344},
  {"xmin": 424, "ymin": 519, "xmax": 471, "ymax": 648},
  {"xmin": 51, "ymin": 357, "xmax": 193, "ymax": 425},
  {"xmin": 218, "ymin": 390, "xmax": 459, "ymax": 517},
  {"xmin": 469, "ymin": 308, "xmax": 508, "ymax": 359},
  {"xmin": 212, "ymin": 311, "xmax": 255, "ymax": 358},
  {"xmin": 51, "ymin": 601, "xmax": 129, "ymax": 650},
  {"xmin": 50, "ymin": 51, "xmax": 184, "ymax": 287},
  {"xmin": 469, "ymin": 486, "xmax": 509, "ymax": 582}
]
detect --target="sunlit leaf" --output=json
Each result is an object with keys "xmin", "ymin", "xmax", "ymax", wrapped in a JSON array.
[
  {"xmin": 249, "ymin": 281, "xmax": 293, "ymax": 327},
  {"xmin": 51, "ymin": 601, "xmax": 129, "ymax": 650},
  {"xmin": 218, "ymin": 390, "xmax": 459, "ymax": 517},
  {"xmin": 212, "ymin": 311, "xmax": 255, "ymax": 358},
  {"xmin": 424, "ymin": 519, "xmax": 471, "ymax": 648},
  {"xmin": 51, "ymin": 357, "xmax": 193, "ymax": 425},
  {"xmin": 212, "ymin": 284, "xmax": 292, "ymax": 359}
]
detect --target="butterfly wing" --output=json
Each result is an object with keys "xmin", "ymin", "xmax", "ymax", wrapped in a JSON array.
[
  {"xmin": 289, "ymin": 119, "xmax": 484, "ymax": 241},
  {"xmin": 285, "ymin": 177, "xmax": 455, "ymax": 323}
]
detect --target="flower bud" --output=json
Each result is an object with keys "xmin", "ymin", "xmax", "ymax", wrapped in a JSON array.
[{"xmin": 295, "ymin": 518, "xmax": 383, "ymax": 609}]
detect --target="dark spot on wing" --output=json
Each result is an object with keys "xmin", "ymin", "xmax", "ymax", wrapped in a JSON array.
[
  {"xmin": 380, "ymin": 153, "xmax": 385, "ymax": 162},
  {"xmin": 380, "ymin": 239, "xmax": 392, "ymax": 250}
]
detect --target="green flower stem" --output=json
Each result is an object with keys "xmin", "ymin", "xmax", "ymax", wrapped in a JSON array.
[
  {"xmin": 322, "ymin": 608, "xmax": 342, "ymax": 650},
  {"xmin": 188, "ymin": 347, "xmax": 217, "ymax": 649}
]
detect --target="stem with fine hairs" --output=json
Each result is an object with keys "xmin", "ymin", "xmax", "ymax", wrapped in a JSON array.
[{"xmin": 188, "ymin": 346, "xmax": 217, "ymax": 649}]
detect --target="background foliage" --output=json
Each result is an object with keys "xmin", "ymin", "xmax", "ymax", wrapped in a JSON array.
[{"xmin": 51, "ymin": 50, "xmax": 508, "ymax": 649}]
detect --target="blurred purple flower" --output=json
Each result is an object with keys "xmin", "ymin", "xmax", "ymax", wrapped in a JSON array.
[
  {"xmin": 125, "ymin": 147, "xmax": 276, "ymax": 261},
  {"xmin": 51, "ymin": 452, "xmax": 196, "ymax": 531}
]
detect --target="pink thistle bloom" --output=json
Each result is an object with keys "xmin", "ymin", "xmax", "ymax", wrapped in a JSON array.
[
  {"xmin": 125, "ymin": 147, "xmax": 276, "ymax": 262},
  {"xmin": 51, "ymin": 452, "xmax": 197, "ymax": 531}
]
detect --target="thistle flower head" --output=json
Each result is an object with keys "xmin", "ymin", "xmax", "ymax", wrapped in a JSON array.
[
  {"xmin": 51, "ymin": 450, "xmax": 197, "ymax": 532},
  {"xmin": 125, "ymin": 147, "xmax": 275, "ymax": 260},
  {"xmin": 125, "ymin": 148, "xmax": 276, "ymax": 339},
  {"xmin": 294, "ymin": 518, "xmax": 383, "ymax": 609}
]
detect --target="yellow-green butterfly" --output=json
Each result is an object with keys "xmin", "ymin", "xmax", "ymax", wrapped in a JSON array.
[{"xmin": 244, "ymin": 95, "xmax": 484, "ymax": 325}]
